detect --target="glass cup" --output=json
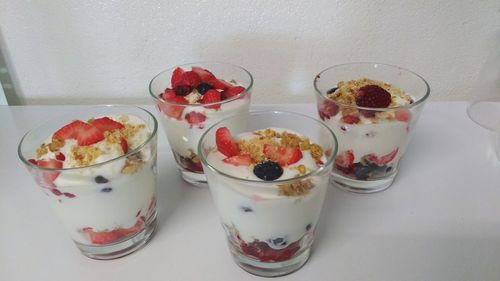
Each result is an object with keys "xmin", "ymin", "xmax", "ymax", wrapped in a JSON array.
[
  {"xmin": 198, "ymin": 111, "xmax": 338, "ymax": 277},
  {"xmin": 17, "ymin": 105, "xmax": 158, "ymax": 259},
  {"xmin": 149, "ymin": 62, "xmax": 253, "ymax": 186},
  {"xmin": 314, "ymin": 63, "xmax": 430, "ymax": 193}
]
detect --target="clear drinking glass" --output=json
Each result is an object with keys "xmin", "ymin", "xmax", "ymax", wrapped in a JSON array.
[
  {"xmin": 17, "ymin": 105, "xmax": 158, "ymax": 259},
  {"xmin": 149, "ymin": 62, "xmax": 253, "ymax": 186},
  {"xmin": 198, "ymin": 111, "xmax": 338, "ymax": 277},
  {"xmin": 314, "ymin": 63, "xmax": 430, "ymax": 193}
]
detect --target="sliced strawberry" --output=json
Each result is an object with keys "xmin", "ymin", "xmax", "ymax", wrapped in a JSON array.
[
  {"xmin": 208, "ymin": 78, "xmax": 233, "ymax": 90},
  {"xmin": 318, "ymin": 100, "xmax": 339, "ymax": 121},
  {"xmin": 90, "ymin": 117, "xmax": 124, "ymax": 132},
  {"xmin": 171, "ymin": 67, "xmax": 185, "ymax": 87},
  {"xmin": 53, "ymin": 120, "xmax": 87, "ymax": 140},
  {"xmin": 185, "ymin": 111, "xmax": 206, "ymax": 127},
  {"xmin": 83, "ymin": 229, "xmax": 121, "ymax": 245},
  {"xmin": 181, "ymin": 71, "xmax": 202, "ymax": 87},
  {"xmin": 367, "ymin": 148, "xmax": 399, "ymax": 165},
  {"xmin": 55, "ymin": 152, "xmax": 65, "ymax": 161},
  {"xmin": 263, "ymin": 144, "xmax": 302, "ymax": 167},
  {"xmin": 201, "ymin": 89, "xmax": 221, "ymax": 110},
  {"xmin": 160, "ymin": 88, "xmax": 176, "ymax": 100},
  {"xmin": 120, "ymin": 138, "xmax": 128, "ymax": 154},
  {"xmin": 222, "ymin": 86, "xmax": 245, "ymax": 100},
  {"xmin": 37, "ymin": 159, "xmax": 63, "ymax": 183},
  {"xmin": 158, "ymin": 96, "xmax": 188, "ymax": 119},
  {"xmin": 191, "ymin": 66, "xmax": 216, "ymax": 82},
  {"xmin": 334, "ymin": 150, "xmax": 355, "ymax": 174},
  {"xmin": 341, "ymin": 115, "xmax": 360, "ymax": 124},
  {"xmin": 28, "ymin": 159, "xmax": 38, "ymax": 165},
  {"xmin": 223, "ymin": 155, "xmax": 253, "ymax": 166},
  {"xmin": 216, "ymin": 127, "xmax": 240, "ymax": 157},
  {"xmin": 76, "ymin": 124, "xmax": 104, "ymax": 146},
  {"xmin": 395, "ymin": 109, "xmax": 411, "ymax": 122}
]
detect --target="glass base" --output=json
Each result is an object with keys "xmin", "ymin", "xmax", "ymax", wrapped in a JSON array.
[
  {"xmin": 332, "ymin": 173, "xmax": 396, "ymax": 194},
  {"xmin": 232, "ymin": 247, "xmax": 311, "ymax": 277},
  {"xmin": 180, "ymin": 170, "xmax": 207, "ymax": 187},
  {"xmin": 75, "ymin": 212, "xmax": 158, "ymax": 260}
]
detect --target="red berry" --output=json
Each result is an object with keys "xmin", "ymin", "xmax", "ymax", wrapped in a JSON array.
[
  {"xmin": 263, "ymin": 144, "xmax": 302, "ymax": 167},
  {"xmin": 334, "ymin": 150, "xmax": 355, "ymax": 174},
  {"xmin": 90, "ymin": 117, "xmax": 124, "ymax": 132},
  {"xmin": 171, "ymin": 67, "xmax": 185, "ymax": 87},
  {"xmin": 200, "ymin": 89, "xmax": 221, "ymax": 110},
  {"xmin": 173, "ymin": 85, "xmax": 192, "ymax": 96},
  {"xmin": 341, "ymin": 115, "xmax": 360, "ymax": 124},
  {"xmin": 191, "ymin": 66, "xmax": 216, "ymax": 82},
  {"xmin": 28, "ymin": 159, "xmax": 38, "ymax": 165},
  {"xmin": 63, "ymin": 192, "xmax": 76, "ymax": 198},
  {"xmin": 53, "ymin": 120, "xmax": 87, "ymax": 140},
  {"xmin": 158, "ymin": 96, "xmax": 188, "ymax": 119},
  {"xmin": 160, "ymin": 88, "xmax": 176, "ymax": 100},
  {"xmin": 185, "ymin": 111, "xmax": 207, "ymax": 127},
  {"xmin": 208, "ymin": 78, "xmax": 233, "ymax": 90},
  {"xmin": 181, "ymin": 71, "xmax": 202, "ymax": 87},
  {"xmin": 215, "ymin": 127, "xmax": 240, "ymax": 157},
  {"xmin": 240, "ymin": 240, "xmax": 301, "ymax": 262},
  {"xmin": 76, "ymin": 124, "xmax": 105, "ymax": 146},
  {"xmin": 120, "ymin": 138, "xmax": 128, "ymax": 154},
  {"xmin": 395, "ymin": 109, "xmax": 411, "ymax": 122},
  {"xmin": 318, "ymin": 100, "xmax": 339, "ymax": 120},
  {"xmin": 55, "ymin": 152, "xmax": 65, "ymax": 161},
  {"xmin": 223, "ymin": 155, "xmax": 253, "ymax": 166},
  {"xmin": 222, "ymin": 86, "xmax": 245, "ymax": 100},
  {"xmin": 366, "ymin": 148, "xmax": 398, "ymax": 165},
  {"xmin": 37, "ymin": 159, "xmax": 63, "ymax": 184},
  {"xmin": 356, "ymin": 85, "xmax": 391, "ymax": 108}
]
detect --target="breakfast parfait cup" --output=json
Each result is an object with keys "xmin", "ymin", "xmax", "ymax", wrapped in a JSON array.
[
  {"xmin": 149, "ymin": 62, "xmax": 253, "ymax": 186},
  {"xmin": 17, "ymin": 105, "xmax": 158, "ymax": 259},
  {"xmin": 198, "ymin": 111, "xmax": 338, "ymax": 277},
  {"xmin": 314, "ymin": 63, "xmax": 430, "ymax": 193}
]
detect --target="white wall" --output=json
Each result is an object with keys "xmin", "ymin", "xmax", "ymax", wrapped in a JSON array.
[{"xmin": 0, "ymin": 0, "xmax": 498, "ymax": 105}]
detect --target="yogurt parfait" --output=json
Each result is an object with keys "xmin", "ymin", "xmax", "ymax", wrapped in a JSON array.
[
  {"xmin": 314, "ymin": 63, "xmax": 430, "ymax": 193},
  {"xmin": 199, "ymin": 111, "xmax": 337, "ymax": 277},
  {"xmin": 18, "ymin": 106, "xmax": 158, "ymax": 259},
  {"xmin": 149, "ymin": 62, "xmax": 252, "ymax": 185}
]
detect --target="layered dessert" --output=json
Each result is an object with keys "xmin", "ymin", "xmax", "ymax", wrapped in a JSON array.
[
  {"xmin": 156, "ymin": 66, "xmax": 250, "ymax": 174},
  {"xmin": 317, "ymin": 78, "xmax": 414, "ymax": 181},
  {"xmin": 27, "ymin": 115, "xmax": 157, "ymax": 245},
  {"xmin": 205, "ymin": 127, "xmax": 329, "ymax": 263}
]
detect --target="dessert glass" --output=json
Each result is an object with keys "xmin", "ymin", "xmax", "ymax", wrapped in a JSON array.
[
  {"xmin": 17, "ymin": 105, "xmax": 158, "ymax": 259},
  {"xmin": 149, "ymin": 62, "xmax": 252, "ymax": 185},
  {"xmin": 198, "ymin": 111, "xmax": 337, "ymax": 277},
  {"xmin": 314, "ymin": 63, "xmax": 430, "ymax": 193}
]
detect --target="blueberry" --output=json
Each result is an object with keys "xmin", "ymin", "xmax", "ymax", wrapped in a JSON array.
[
  {"xmin": 173, "ymin": 85, "xmax": 192, "ymax": 96},
  {"xmin": 268, "ymin": 237, "xmax": 288, "ymax": 247},
  {"xmin": 386, "ymin": 166, "xmax": 393, "ymax": 173},
  {"xmin": 94, "ymin": 176, "xmax": 109, "ymax": 184},
  {"xmin": 306, "ymin": 223, "xmax": 312, "ymax": 231},
  {"xmin": 327, "ymin": 87, "xmax": 338, "ymax": 94},
  {"xmin": 354, "ymin": 163, "xmax": 373, "ymax": 180},
  {"xmin": 253, "ymin": 161, "xmax": 283, "ymax": 181},
  {"xmin": 101, "ymin": 187, "xmax": 113, "ymax": 193},
  {"xmin": 240, "ymin": 206, "xmax": 253, "ymax": 213},
  {"xmin": 196, "ymin": 83, "xmax": 213, "ymax": 95}
]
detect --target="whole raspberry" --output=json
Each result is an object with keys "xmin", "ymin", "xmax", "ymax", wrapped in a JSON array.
[{"xmin": 355, "ymin": 85, "xmax": 391, "ymax": 108}]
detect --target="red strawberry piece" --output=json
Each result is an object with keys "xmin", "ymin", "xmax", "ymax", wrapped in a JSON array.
[
  {"xmin": 334, "ymin": 150, "xmax": 355, "ymax": 174},
  {"xmin": 63, "ymin": 192, "xmax": 76, "ymax": 198},
  {"xmin": 120, "ymin": 138, "xmax": 128, "ymax": 154},
  {"xmin": 222, "ymin": 86, "xmax": 245, "ymax": 100},
  {"xmin": 240, "ymin": 240, "xmax": 301, "ymax": 263},
  {"xmin": 160, "ymin": 88, "xmax": 176, "ymax": 101},
  {"xmin": 263, "ymin": 144, "xmax": 302, "ymax": 167},
  {"xmin": 318, "ymin": 100, "xmax": 339, "ymax": 121},
  {"xmin": 76, "ymin": 124, "xmax": 104, "ymax": 146},
  {"xmin": 359, "ymin": 109, "xmax": 376, "ymax": 118},
  {"xmin": 367, "ymin": 148, "xmax": 399, "ymax": 165},
  {"xmin": 201, "ymin": 89, "xmax": 221, "ymax": 109},
  {"xmin": 208, "ymin": 78, "xmax": 233, "ymax": 90},
  {"xmin": 185, "ymin": 111, "xmax": 207, "ymax": 127},
  {"xmin": 83, "ymin": 228, "xmax": 121, "ymax": 245},
  {"xmin": 191, "ymin": 66, "xmax": 216, "ymax": 82},
  {"xmin": 216, "ymin": 127, "xmax": 240, "ymax": 157},
  {"xmin": 356, "ymin": 85, "xmax": 392, "ymax": 108},
  {"xmin": 158, "ymin": 96, "xmax": 188, "ymax": 119},
  {"xmin": 181, "ymin": 71, "xmax": 202, "ymax": 87},
  {"xmin": 171, "ymin": 67, "xmax": 185, "ymax": 87},
  {"xmin": 55, "ymin": 152, "xmax": 65, "ymax": 161},
  {"xmin": 341, "ymin": 115, "xmax": 360, "ymax": 124},
  {"xmin": 395, "ymin": 109, "xmax": 411, "ymax": 122},
  {"xmin": 90, "ymin": 117, "xmax": 124, "ymax": 132},
  {"xmin": 223, "ymin": 154, "xmax": 253, "ymax": 166},
  {"xmin": 37, "ymin": 159, "xmax": 63, "ymax": 183},
  {"xmin": 51, "ymin": 188, "xmax": 63, "ymax": 196},
  {"xmin": 53, "ymin": 120, "xmax": 87, "ymax": 140},
  {"xmin": 28, "ymin": 159, "xmax": 38, "ymax": 165}
]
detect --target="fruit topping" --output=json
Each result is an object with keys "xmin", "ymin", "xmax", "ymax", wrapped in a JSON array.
[
  {"xmin": 222, "ymin": 86, "xmax": 245, "ymax": 100},
  {"xmin": 355, "ymin": 85, "xmax": 391, "ymax": 108},
  {"xmin": 366, "ymin": 148, "xmax": 398, "ymax": 166},
  {"xmin": 185, "ymin": 111, "xmax": 207, "ymax": 128},
  {"xmin": 395, "ymin": 109, "xmax": 411, "ymax": 122},
  {"xmin": 240, "ymin": 239, "xmax": 301, "ymax": 262},
  {"xmin": 209, "ymin": 78, "xmax": 233, "ymax": 90},
  {"xmin": 196, "ymin": 82, "xmax": 214, "ymax": 95},
  {"xmin": 215, "ymin": 127, "xmax": 240, "ymax": 157},
  {"xmin": 160, "ymin": 96, "xmax": 188, "ymax": 119},
  {"xmin": 181, "ymin": 71, "xmax": 202, "ymax": 87},
  {"xmin": 54, "ymin": 152, "xmax": 66, "ymax": 161},
  {"xmin": 53, "ymin": 120, "xmax": 104, "ymax": 146},
  {"xmin": 200, "ymin": 89, "xmax": 221, "ymax": 109},
  {"xmin": 263, "ymin": 144, "xmax": 302, "ymax": 167},
  {"xmin": 334, "ymin": 150, "xmax": 355, "ymax": 174},
  {"xmin": 318, "ymin": 100, "xmax": 339, "ymax": 121},
  {"xmin": 173, "ymin": 85, "xmax": 192, "ymax": 96},
  {"xmin": 223, "ymin": 155, "xmax": 253, "ymax": 166},
  {"xmin": 171, "ymin": 67, "xmax": 185, "ymax": 87},
  {"xmin": 253, "ymin": 161, "xmax": 283, "ymax": 181},
  {"xmin": 53, "ymin": 120, "xmax": 87, "ymax": 140},
  {"xmin": 120, "ymin": 138, "xmax": 129, "ymax": 154},
  {"xmin": 90, "ymin": 117, "xmax": 124, "ymax": 132},
  {"xmin": 191, "ymin": 66, "xmax": 216, "ymax": 82},
  {"xmin": 341, "ymin": 115, "xmax": 360, "ymax": 124},
  {"xmin": 36, "ymin": 159, "xmax": 63, "ymax": 184}
]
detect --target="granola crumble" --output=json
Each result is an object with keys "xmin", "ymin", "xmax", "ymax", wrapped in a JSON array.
[
  {"xmin": 278, "ymin": 179, "xmax": 315, "ymax": 196},
  {"xmin": 69, "ymin": 146, "xmax": 103, "ymax": 167}
]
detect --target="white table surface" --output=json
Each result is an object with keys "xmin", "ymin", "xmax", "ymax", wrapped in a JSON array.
[{"xmin": 1, "ymin": 102, "xmax": 500, "ymax": 281}]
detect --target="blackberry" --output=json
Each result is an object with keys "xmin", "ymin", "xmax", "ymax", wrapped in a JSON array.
[
  {"xmin": 94, "ymin": 176, "xmax": 109, "ymax": 184},
  {"xmin": 196, "ymin": 83, "xmax": 213, "ymax": 95},
  {"xmin": 173, "ymin": 85, "xmax": 192, "ymax": 96},
  {"xmin": 253, "ymin": 161, "xmax": 283, "ymax": 181},
  {"xmin": 353, "ymin": 163, "xmax": 373, "ymax": 180}
]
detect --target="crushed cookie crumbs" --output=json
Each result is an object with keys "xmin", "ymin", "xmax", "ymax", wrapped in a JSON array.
[
  {"xmin": 48, "ymin": 138, "xmax": 65, "ymax": 152},
  {"xmin": 69, "ymin": 146, "xmax": 103, "ymax": 167},
  {"xmin": 36, "ymin": 145, "xmax": 48, "ymax": 158},
  {"xmin": 121, "ymin": 157, "xmax": 144, "ymax": 174},
  {"xmin": 309, "ymin": 144, "xmax": 323, "ymax": 162},
  {"xmin": 278, "ymin": 179, "xmax": 315, "ymax": 196}
]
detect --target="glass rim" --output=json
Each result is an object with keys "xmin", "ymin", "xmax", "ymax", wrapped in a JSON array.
[
  {"xmin": 148, "ymin": 61, "xmax": 254, "ymax": 107},
  {"xmin": 313, "ymin": 62, "xmax": 431, "ymax": 111},
  {"xmin": 17, "ymin": 104, "xmax": 158, "ymax": 172},
  {"xmin": 198, "ymin": 110, "xmax": 338, "ymax": 185}
]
